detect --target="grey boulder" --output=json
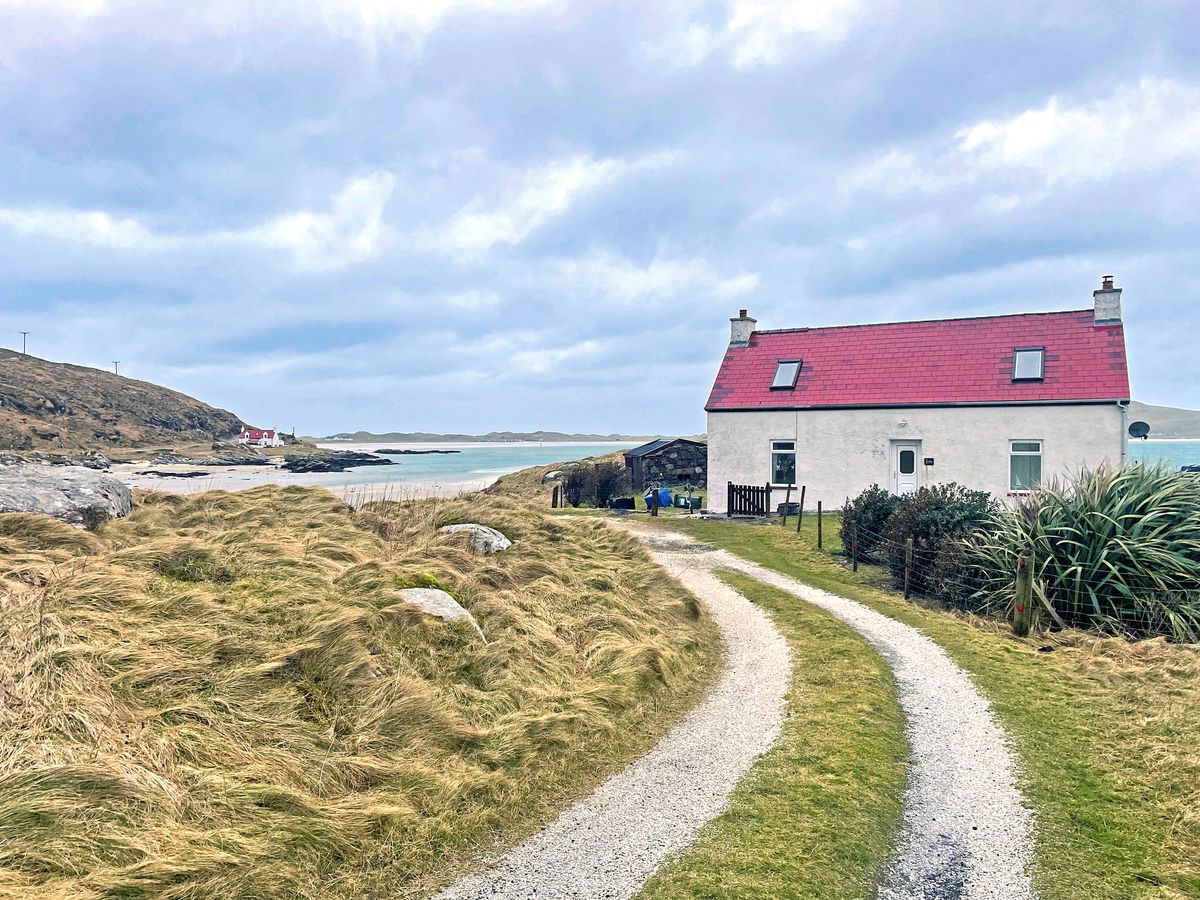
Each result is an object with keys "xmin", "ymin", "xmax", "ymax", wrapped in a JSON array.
[
  {"xmin": 398, "ymin": 587, "xmax": 486, "ymax": 641},
  {"xmin": 439, "ymin": 523, "xmax": 512, "ymax": 554},
  {"xmin": 0, "ymin": 464, "xmax": 132, "ymax": 526}
]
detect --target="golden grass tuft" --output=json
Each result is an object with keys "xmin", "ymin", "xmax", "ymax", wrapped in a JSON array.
[{"xmin": 0, "ymin": 485, "xmax": 718, "ymax": 898}]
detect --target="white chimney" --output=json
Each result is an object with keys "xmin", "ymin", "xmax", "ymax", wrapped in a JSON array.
[
  {"xmin": 1093, "ymin": 274, "xmax": 1122, "ymax": 324},
  {"xmin": 730, "ymin": 308, "xmax": 757, "ymax": 345}
]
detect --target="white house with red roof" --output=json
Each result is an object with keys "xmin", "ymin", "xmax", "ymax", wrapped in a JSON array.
[
  {"xmin": 705, "ymin": 277, "xmax": 1132, "ymax": 514},
  {"xmin": 236, "ymin": 427, "xmax": 284, "ymax": 448}
]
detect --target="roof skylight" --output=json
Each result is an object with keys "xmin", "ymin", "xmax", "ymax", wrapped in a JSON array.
[
  {"xmin": 771, "ymin": 359, "xmax": 802, "ymax": 390},
  {"xmin": 1012, "ymin": 348, "xmax": 1045, "ymax": 381}
]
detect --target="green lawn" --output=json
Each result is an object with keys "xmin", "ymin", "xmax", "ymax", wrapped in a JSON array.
[
  {"xmin": 643, "ymin": 515, "xmax": 1200, "ymax": 900},
  {"xmin": 640, "ymin": 570, "xmax": 906, "ymax": 899}
]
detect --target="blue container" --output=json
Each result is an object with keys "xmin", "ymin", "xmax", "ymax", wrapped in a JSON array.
[{"xmin": 643, "ymin": 488, "xmax": 673, "ymax": 509}]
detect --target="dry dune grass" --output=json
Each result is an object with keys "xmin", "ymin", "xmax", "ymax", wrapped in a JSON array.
[
  {"xmin": 0, "ymin": 485, "xmax": 719, "ymax": 899},
  {"xmin": 484, "ymin": 451, "xmax": 624, "ymax": 503}
]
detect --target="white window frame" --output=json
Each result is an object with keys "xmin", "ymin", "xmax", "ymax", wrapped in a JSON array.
[
  {"xmin": 770, "ymin": 439, "xmax": 797, "ymax": 486},
  {"xmin": 1009, "ymin": 439, "xmax": 1043, "ymax": 493}
]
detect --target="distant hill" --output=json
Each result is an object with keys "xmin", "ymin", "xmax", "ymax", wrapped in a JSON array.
[
  {"xmin": 0, "ymin": 349, "xmax": 246, "ymax": 450},
  {"xmin": 310, "ymin": 430, "xmax": 669, "ymax": 443},
  {"xmin": 1127, "ymin": 402, "xmax": 1200, "ymax": 439}
]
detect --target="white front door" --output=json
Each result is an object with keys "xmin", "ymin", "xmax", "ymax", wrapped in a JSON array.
[{"xmin": 892, "ymin": 442, "xmax": 920, "ymax": 495}]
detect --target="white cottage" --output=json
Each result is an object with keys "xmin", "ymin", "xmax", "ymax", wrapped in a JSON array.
[{"xmin": 705, "ymin": 277, "xmax": 1132, "ymax": 514}]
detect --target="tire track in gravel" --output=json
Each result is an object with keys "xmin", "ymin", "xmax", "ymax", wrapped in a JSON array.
[
  {"xmin": 642, "ymin": 528, "xmax": 1037, "ymax": 900},
  {"xmin": 436, "ymin": 529, "xmax": 791, "ymax": 900}
]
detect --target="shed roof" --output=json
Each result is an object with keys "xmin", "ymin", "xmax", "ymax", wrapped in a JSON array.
[
  {"xmin": 706, "ymin": 309, "xmax": 1129, "ymax": 411},
  {"xmin": 624, "ymin": 438, "xmax": 706, "ymax": 458}
]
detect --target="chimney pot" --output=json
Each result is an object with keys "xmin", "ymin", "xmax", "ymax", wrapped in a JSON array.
[
  {"xmin": 738, "ymin": 308, "xmax": 747, "ymax": 318},
  {"xmin": 1102, "ymin": 274, "xmax": 1114, "ymax": 290}
]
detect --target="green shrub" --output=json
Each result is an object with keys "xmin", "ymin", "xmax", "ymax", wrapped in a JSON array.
[
  {"xmin": 883, "ymin": 483, "xmax": 997, "ymax": 595},
  {"xmin": 840, "ymin": 485, "xmax": 900, "ymax": 560},
  {"xmin": 563, "ymin": 466, "xmax": 596, "ymax": 507},
  {"xmin": 564, "ymin": 462, "xmax": 631, "ymax": 507},
  {"xmin": 965, "ymin": 465, "xmax": 1200, "ymax": 641},
  {"xmin": 593, "ymin": 461, "xmax": 631, "ymax": 506}
]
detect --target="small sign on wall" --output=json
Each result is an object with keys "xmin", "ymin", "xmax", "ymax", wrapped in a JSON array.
[{"xmin": 923, "ymin": 457, "xmax": 935, "ymax": 466}]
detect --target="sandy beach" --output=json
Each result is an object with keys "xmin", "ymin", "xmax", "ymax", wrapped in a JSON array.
[
  {"xmin": 110, "ymin": 462, "xmax": 493, "ymax": 501},
  {"xmin": 107, "ymin": 441, "xmax": 633, "ymax": 501}
]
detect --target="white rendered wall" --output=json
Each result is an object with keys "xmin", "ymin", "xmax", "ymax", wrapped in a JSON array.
[{"xmin": 706, "ymin": 403, "xmax": 1125, "ymax": 513}]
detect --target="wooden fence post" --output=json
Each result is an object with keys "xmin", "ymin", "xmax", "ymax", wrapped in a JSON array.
[
  {"xmin": 727, "ymin": 481, "xmax": 733, "ymax": 518},
  {"xmin": 651, "ymin": 487, "xmax": 659, "ymax": 518},
  {"xmin": 781, "ymin": 484, "xmax": 792, "ymax": 527},
  {"xmin": 904, "ymin": 537, "xmax": 913, "ymax": 599},
  {"xmin": 551, "ymin": 485, "xmax": 559, "ymax": 508},
  {"xmin": 1013, "ymin": 555, "xmax": 1033, "ymax": 636},
  {"xmin": 817, "ymin": 500, "xmax": 823, "ymax": 549},
  {"xmin": 850, "ymin": 516, "xmax": 858, "ymax": 572},
  {"xmin": 796, "ymin": 485, "xmax": 806, "ymax": 533},
  {"xmin": 765, "ymin": 483, "xmax": 772, "ymax": 518}
]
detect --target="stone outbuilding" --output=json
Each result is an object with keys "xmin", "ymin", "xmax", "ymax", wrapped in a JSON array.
[{"xmin": 623, "ymin": 438, "xmax": 707, "ymax": 492}]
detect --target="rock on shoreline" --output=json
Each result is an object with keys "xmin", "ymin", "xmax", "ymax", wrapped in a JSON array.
[
  {"xmin": 152, "ymin": 451, "xmax": 270, "ymax": 467},
  {"xmin": 0, "ymin": 464, "xmax": 132, "ymax": 526},
  {"xmin": 281, "ymin": 451, "xmax": 397, "ymax": 474}
]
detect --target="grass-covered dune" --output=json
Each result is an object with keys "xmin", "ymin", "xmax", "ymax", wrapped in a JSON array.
[
  {"xmin": 0, "ymin": 486, "xmax": 719, "ymax": 898},
  {"xmin": 484, "ymin": 451, "xmax": 624, "ymax": 503}
]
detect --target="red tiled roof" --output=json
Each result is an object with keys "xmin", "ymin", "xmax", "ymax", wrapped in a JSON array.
[{"xmin": 706, "ymin": 309, "xmax": 1129, "ymax": 410}]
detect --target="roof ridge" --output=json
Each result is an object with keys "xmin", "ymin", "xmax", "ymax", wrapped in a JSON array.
[{"xmin": 752, "ymin": 308, "xmax": 1096, "ymax": 336}]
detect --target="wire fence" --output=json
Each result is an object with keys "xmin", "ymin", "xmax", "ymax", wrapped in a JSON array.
[{"xmin": 782, "ymin": 491, "xmax": 1195, "ymax": 640}]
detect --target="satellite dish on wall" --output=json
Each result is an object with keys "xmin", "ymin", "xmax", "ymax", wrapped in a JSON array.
[{"xmin": 1128, "ymin": 421, "xmax": 1150, "ymax": 440}]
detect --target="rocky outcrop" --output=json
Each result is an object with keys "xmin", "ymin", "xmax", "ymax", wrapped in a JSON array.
[
  {"xmin": 398, "ymin": 587, "xmax": 486, "ymax": 641},
  {"xmin": 439, "ymin": 523, "xmax": 512, "ymax": 554},
  {"xmin": 0, "ymin": 349, "xmax": 245, "ymax": 449},
  {"xmin": 282, "ymin": 452, "xmax": 396, "ymax": 474},
  {"xmin": 0, "ymin": 464, "xmax": 132, "ymax": 526},
  {"xmin": 151, "ymin": 450, "xmax": 270, "ymax": 467},
  {"xmin": 0, "ymin": 451, "xmax": 110, "ymax": 469}
]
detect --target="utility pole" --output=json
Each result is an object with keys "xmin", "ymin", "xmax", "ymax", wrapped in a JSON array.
[
  {"xmin": 113, "ymin": 361, "xmax": 120, "ymax": 376},
  {"xmin": 20, "ymin": 332, "xmax": 29, "ymax": 356}
]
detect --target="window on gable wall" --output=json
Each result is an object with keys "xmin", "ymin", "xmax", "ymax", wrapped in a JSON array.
[
  {"xmin": 1010, "ymin": 440, "xmax": 1042, "ymax": 491},
  {"xmin": 1012, "ymin": 347, "xmax": 1045, "ymax": 381},
  {"xmin": 771, "ymin": 359, "xmax": 802, "ymax": 389},
  {"xmin": 771, "ymin": 440, "xmax": 796, "ymax": 484}
]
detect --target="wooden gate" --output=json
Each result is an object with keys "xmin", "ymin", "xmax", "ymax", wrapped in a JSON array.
[{"xmin": 727, "ymin": 482, "xmax": 771, "ymax": 517}]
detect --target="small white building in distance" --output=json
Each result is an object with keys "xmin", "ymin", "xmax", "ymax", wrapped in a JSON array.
[
  {"xmin": 705, "ymin": 276, "xmax": 1132, "ymax": 515},
  {"xmin": 236, "ymin": 427, "xmax": 284, "ymax": 448}
]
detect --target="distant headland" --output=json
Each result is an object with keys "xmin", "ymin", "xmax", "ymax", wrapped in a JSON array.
[{"xmin": 308, "ymin": 430, "xmax": 678, "ymax": 443}]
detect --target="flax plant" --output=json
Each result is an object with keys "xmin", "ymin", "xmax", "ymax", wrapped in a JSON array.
[{"xmin": 963, "ymin": 464, "xmax": 1200, "ymax": 641}]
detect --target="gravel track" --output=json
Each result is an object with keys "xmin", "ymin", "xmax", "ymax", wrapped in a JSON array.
[
  {"xmin": 643, "ymin": 529, "xmax": 1036, "ymax": 900},
  {"xmin": 438, "ymin": 525, "xmax": 1035, "ymax": 900}
]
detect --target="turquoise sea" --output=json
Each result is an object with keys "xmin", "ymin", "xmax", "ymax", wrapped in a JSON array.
[
  {"xmin": 1128, "ymin": 440, "xmax": 1200, "ymax": 468},
  {"xmin": 311, "ymin": 441, "xmax": 637, "ymax": 491}
]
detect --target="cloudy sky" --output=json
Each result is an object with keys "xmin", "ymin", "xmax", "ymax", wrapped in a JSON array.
[{"xmin": 2, "ymin": 0, "xmax": 1197, "ymax": 435}]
